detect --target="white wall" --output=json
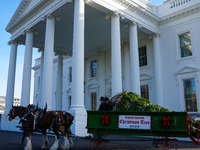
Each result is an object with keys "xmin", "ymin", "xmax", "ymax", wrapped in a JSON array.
[{"xmin": 159, "ymin": 12, "xmax": 200, "ymax": 112}]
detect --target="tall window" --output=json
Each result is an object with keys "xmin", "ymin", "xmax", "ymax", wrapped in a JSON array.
[
  {"xmin": 139, "ymin": 46, "xmax": 147, "ymax": 67},
  {"xmin": 69, "ymin": 96, "xmax": 71, "ymax": 107},
  {"xmin": 140, "ymin": 85, "xmax": 149, "ymax": 100},
  {"xmin": 179, "ymin": 32, "xmax": 192, "ymax": 58},
  {"xmin": 69, "ymin": 67, "xmax": 72, "ymax": 82},
  {"xmin": 91, "ymin": 61, "xmax": 97, "ymax": 77},
  {"xmin": 91, "ymin": 93, "xmax": 97, "ymax": 110},
  {"xmin": 183, "ymin": 79, "xmax": 197, "ymax": 112}
]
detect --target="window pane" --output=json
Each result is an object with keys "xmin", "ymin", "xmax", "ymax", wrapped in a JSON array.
[
  {"xmin": 179, "ymin": 32, "xmax": 192, "ymax": 58},
  {"xmin": 179, "ymin": 33, "xmax": 191, "ymax": 47},
  {"xmin": 91, "ymin": 61, "xmax": 97, "ymax": 77},
  {"xmin": 140, "ymin": 85, "xmax": 149, "ymax": 100},
  {"xmin": 69, "ymin": 96, "xmax": 71, "ymax": 108},
  {"xmin": 181, "ymin": 45, "xmax": 192, "ymax": 57},
  {"xmin": 69, "ymin": 67, "xmax": 72, "ymax": 82},
  {"xmin": 91, "ymin": 93, "xmax": 97, "ymax": 110},
  {"xmin": 183, "ymin": 79, "xmax": 197, "ymax": 112},
  {"xmin": 139, "ymin": 46, "xmax": 147, "ymax": 67}
]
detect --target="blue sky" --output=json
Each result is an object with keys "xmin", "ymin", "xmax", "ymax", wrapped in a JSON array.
[{"xmin": 0, "ymin": 0, "xmax": 166, "ymax": 103}]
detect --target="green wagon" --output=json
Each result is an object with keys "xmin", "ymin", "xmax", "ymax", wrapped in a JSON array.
[{"xmin": 86, "ymin": 110, "xmax": 200, "ymax": 150}]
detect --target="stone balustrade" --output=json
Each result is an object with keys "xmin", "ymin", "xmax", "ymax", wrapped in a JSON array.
[{"xmin": 170, "ymin": 0, "xmax": 191, "ymax": 8}]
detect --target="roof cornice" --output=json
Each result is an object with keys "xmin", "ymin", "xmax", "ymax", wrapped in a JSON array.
[
  {"xmin": 159, "ymin": 5, "xmax": 200, "ymax": 25},
  {"xmin": 112, "ymin": 0, "xmax": 160, "ymax": 24}
]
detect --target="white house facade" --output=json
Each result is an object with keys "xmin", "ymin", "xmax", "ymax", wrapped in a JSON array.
[{"xmin": 2, "ymin": 0, "xmax": 200, "ymax": 136}]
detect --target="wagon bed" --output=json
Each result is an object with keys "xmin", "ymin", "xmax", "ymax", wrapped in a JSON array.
[{"xmin": 86, "ymin": 111, "xmax": 200, "ymax": 149}]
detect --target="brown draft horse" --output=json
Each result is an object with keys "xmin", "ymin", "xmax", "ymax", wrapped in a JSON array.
[{"xmin": 8, "ymin": 104, "xmax": 74, "ymax": 150}]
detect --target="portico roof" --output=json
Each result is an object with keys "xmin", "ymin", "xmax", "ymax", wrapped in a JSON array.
[{"xmin": 6, "ymin": 0, "xmax": 158, "ymax": 56}]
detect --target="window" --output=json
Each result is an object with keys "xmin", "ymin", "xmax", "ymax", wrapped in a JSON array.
[
  {"xmin": 91, "ymin": 92, "xmax": 97, "ymax": 110},
  {"xmin": 139, "ymin": 46, "xmax": 147, "ymax": 67},
  {"xmin": 69, "ymin": 67, "xmax": 72, "ymax": 82},
  {"xmin": 179, "ymin": 32, "xmax": 192, "ymax": 58},
  {"xmin": 140, "ymin": 85, "xmax": 149, "ymax": 100},
  {"xmin": 69, "ymin": 96, "xmax": 71, "ymax": 107},
  {"xmin": 183, "ymin": 79, "xmax": 197, "ymax": 112},
  {"xmin": 91, "ymin": 61, "xmax": 97, "ymax": 77}
]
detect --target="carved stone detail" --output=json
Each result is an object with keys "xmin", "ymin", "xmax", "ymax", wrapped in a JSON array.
[{"xmin": 105, "ymin": 11, "xmax": 125, "ymax": 20}]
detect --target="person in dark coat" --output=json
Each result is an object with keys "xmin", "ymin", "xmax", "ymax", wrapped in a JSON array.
[{"xmin": 98, "ymin": 97, "xmax": 109, "ymax": 110}]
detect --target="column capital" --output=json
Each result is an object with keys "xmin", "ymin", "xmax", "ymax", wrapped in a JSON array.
[
  {"xmin": 8, "ymin": 40, "xmax": 22, "ymax": 45},
  {"xmin": 26, "ymin": 28, "xmax": 34, "ymax": 33},
  {"xmin": 55, "ymin": 50, "xmax": 67, "ymax": 56},
  {"xmin": 105, "ymin": 11, "xmax": 125, "ymax": 20},
  {"xmin": 23, "ymin": 28, "xmax": 38, "ymax": 35},
  {"xmin": 43, "ymin": 13, "xmax": 60, "ymax": 21},
  {"xmin": 124, "ymin": 21, "xmax": 142, "ymax": 28},
  {"xmin": 153, "ymin": 33, "xmax": 160, "ymax": 38},
  {"xmin": 7, "ymin": 40, "xmax": 16, "ymax": 45}
]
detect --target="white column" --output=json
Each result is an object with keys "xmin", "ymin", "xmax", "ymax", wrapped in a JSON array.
[
  {"xmin": 111, "ymin": 14, "xmax": 122, "ymax": 97},
  {"xmin": 129, "ymin": 23, "xmax": 140, "ymax": 95},
  {"xmin": 41, "ymin": 15, "xmax": 55, "ymax": 110},
  {"xmin": 21, "ymin": 30, "xmax": 34, "ymax": 106},
  {"xmin": 122, "ymin": 43, "xmax": 131, "ymax": 92},
  {"xmin": 71, "ymin": 0, "xmax": 85, "ymax": 109},
  {"xmin": 56, "ymin": 52, "xmax": 63, "ymax": 110},
  {"xmin": 69, "ymin": 0, "xmax": 87, "ymax": 136},
  {"xmin": 153, "ymin": 34, "xmax": 164, "ymax": 106},
  {"xmin": 38, "ymin": 48, "xmax": 44, "ymax": 108},
  {"xmin": 4, "ymin": 41, "xmax": 18, "ymax": 113},
  {"xmin": 98, "ymin": 51, "xmax": 106, "ymax": 106}
]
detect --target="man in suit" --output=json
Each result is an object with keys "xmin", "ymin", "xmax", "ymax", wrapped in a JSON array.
[{"xmin": 99, "ymin": 97, "xmax": 109, "ymax": 110}]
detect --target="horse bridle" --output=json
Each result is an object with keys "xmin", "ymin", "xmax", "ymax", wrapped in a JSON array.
[{"xmin": 9, "ymin": 107, "xmax": 15, "ymax": 117}]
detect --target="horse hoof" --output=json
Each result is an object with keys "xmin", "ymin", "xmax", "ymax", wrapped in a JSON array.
[
  {"xmin": 24, "ymin": 146, "xmax": 32, "ymax": 150},
  {"xmin": 41, "ymin": 145, "xmax": 49, "ymax": 149},
  {"xmin": 69, "ymin": 139, "xmax": 73, "ymax": 147},
  {"xmin": 61, "ymin": 144, "xmax": 70, "ymax": 150}
]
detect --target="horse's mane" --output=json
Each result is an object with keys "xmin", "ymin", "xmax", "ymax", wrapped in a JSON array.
[{"xmin": 14, "ymin": 106, "xmax": 27, "ymax": 111}]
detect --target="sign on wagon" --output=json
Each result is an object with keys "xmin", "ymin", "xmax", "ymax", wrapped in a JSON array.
[{"xmin": 118, "ymin": 115, "xmax": 151, "ymax": 129}]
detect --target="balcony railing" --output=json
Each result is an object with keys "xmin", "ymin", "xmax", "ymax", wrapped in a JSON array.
[{"xmin": 170, "ymin": 0, "xmax": 192, "ymax": 8}]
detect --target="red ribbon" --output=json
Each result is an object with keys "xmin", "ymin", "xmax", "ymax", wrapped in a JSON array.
[
  {"xmin": 163, "ymin": 116, "xmax": 171, "ymax": 126},
  {"xmin": 102, "ymin": 116, "xmax": 109, "ymax": 125}
]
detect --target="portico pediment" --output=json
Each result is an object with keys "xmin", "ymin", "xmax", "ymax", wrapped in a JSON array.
[
  {"xmin": 6, "ymin": 0, "xmax": 35, "ymax": 31},
  {"xmin": 175, "ymin": 66, "xmax": 200, "ymax": 75},
  {"xmin": 21, "ymin": 0, "xmax": 41, "ymax": 17}
]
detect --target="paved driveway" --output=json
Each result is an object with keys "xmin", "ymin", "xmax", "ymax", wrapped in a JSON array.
[{"xmin": 0, "ymin": 130, "xmax": 200, "ymax": 150}]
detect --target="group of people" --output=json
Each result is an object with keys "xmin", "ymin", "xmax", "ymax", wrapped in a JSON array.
[{"xmin": 98, "ymin": 96, "xmax": 110, "ymax": 110}]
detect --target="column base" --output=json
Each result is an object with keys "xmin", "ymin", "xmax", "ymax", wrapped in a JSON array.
[
  {"xmin": 1, "ymin": 112, "xmax": 21, "ymax": 132},
  {"xmin": 68, "ymin": 108, "xmax": 87, "ymax": 136}
]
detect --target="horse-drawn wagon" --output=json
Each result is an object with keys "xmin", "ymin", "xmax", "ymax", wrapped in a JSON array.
[{"xmin": 86, "ymin": 110, "xmax": 200, "ymax": 150}]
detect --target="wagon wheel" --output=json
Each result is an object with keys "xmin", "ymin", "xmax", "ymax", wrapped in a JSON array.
[
  {"xmin": 156, "ymin": 134, "xmax": 178, "ymax": 150},
  {"xmin": 90, "ymin": 135, "xmax": 107, "ymax": 150}
]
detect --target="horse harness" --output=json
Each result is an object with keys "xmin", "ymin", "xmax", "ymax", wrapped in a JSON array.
[
  {"xmin": 19, "ymin": 105, "xmax": 38, "ymax": 123},
  {"xmin": 18, "ymin": 105, "xmax": 71, "ymax": 131}
]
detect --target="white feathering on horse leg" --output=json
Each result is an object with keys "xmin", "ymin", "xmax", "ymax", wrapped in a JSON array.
[
  {"xmin": 69, "ymin": 137, "xmax": 73, "ymax": 148},
  {"xmin": 60, "ymin": 136, "xmax": 70, "ymax": 150},
  {"xmin": 49, "ymin": 135, "xmax": 59, "ymax": 150},
  {"xmin": 41, "ymin": 134, "xmax": 49, "ymax": 149},
  {"xmin": 24, "ymin": 137, "xmax": 32, "ymax": 150}
]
